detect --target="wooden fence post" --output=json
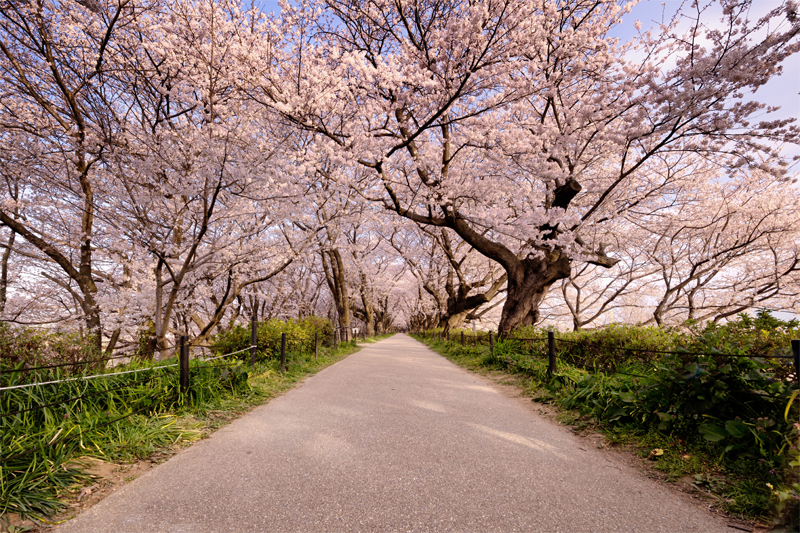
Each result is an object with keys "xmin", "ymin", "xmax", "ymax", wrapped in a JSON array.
[
  {"xmin": 179, "ymin": 335, "xmax": 189, "ymax": 393},
  {"xmin": 461, "ymin": 331, "xmax": 464, "ymax": 346},
  {"xmin": 548, "ymin": 331, "xmax": 556, "ymax": 376},
  {"xmin": 280, "ymin": 333, "xmax": 287, "ymax": 373},
  {"xmin": 489, "ymin": 332, "xmax": 494, "ymax": 356},
  {"xmin": 315, "ymin": 332, "xmax": 319, "ymax": 360}
]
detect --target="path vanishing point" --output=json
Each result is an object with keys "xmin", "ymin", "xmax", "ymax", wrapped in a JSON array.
[{"xmin": 57, "ymin": 334, "xmax": 735, "ymax": 533}]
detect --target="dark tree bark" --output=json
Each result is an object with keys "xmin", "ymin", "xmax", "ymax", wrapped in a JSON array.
[
  {"xmin": 321, "ymin": 248, "xmax": 351, "ymax": 341},
  {"xmin": 385, "ymin": 178, "xmax": 618, "ymax": 336}
]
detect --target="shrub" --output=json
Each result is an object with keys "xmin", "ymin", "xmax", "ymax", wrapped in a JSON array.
[
  {"xmin": 211, "ymin": 316, "xmax": 335, "ymax": 361},
  {"xmin": 0, "ymin": 323, "xmax": 100, "ymax": 375}
]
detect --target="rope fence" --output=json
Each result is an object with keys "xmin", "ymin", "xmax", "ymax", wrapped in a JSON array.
[
  {"xmin": 0, "ymin": 343, "xmax": 179, "ymax": 376},
  {"xmin": 1, "ymin": 318, "xmax": 317, "ymax": 427},
  {"xmin": 0, "ymin": 318, "xmax": 350, "ymax": 482},
  {"xmin": 0, "ymin": 364, "xmax": 180, "ymax": 391},
  {"xmin": 201, "ymin": 345, "xmax": 256, "ymax": 362},
  {"xmin": 414, "ymin": 329, "xmax": 800, "ymax": 385}
]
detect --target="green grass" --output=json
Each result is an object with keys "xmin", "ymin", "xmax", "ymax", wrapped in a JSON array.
[
  {"xmin": 413, "ymin": 333, "xmax": 798, "ymax": 528},
  {"xmin": 0, "ymin": 340, "xmax": 363, "ymax": 523}
]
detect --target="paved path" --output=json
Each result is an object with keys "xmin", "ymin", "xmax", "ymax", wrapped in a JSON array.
[{"xmin": 58, "ymin": 334, "xmax": 733, "ymax": 532}]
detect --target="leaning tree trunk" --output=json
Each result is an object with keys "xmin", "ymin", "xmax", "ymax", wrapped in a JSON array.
[
  {"xmin": 384, "ymin": 151, "xmax": 619, "ymax": 336},
  {"xmin": 497, "ymin": 250, "xmax": 572, "ymax": 336},
  {"xmin": 439, "ymin": 272, "xmax": 507, "ymax": 335}
]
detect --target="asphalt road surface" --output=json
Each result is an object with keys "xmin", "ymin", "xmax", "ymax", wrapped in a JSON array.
[{"xmin": 57, "ymin": 334, "xmax": 734, "ymax": 533}]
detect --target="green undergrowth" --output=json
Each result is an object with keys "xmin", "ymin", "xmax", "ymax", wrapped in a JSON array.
[
  {"xmin": 1, "ymin": 323, "xmax": 370, "ymax": 524},
  {"xmin": 413, "ymin": 315, "xmax": 799, "ymax": 529},
  {"xmin": 357, "ymin": 333, "xmax": 395, "ymax": 344}
]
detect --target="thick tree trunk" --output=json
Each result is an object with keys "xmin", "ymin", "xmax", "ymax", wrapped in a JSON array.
[
  {"xmin": 440, "ymin": 272, "xmax": 507, "ymax": 334},
  {"xmin": 386, "ymin": 177, "xmax": 620, "ymax": 336},
  {"xmin": 83, "ymin": 298, "xmax": 103, "ymax": 352},
  {"xmin": 497, "ymin": 250, "xmax": 572, "ymax": 336},
  {"xmin": 440, "ymin": 311, "xmax": 468, "ymax": 332}
]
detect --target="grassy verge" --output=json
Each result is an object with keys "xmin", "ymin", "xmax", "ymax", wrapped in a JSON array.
[
  {"xmin": 414, "ymin": 334, "xmax": 798, "ymax": 530},
  {"xmin": 356, "ymin": 333, "xmax": 394, "ymax": 344},
  {"xmin": 0, "ymin": 340, "xmax": 363, "ymax": 528}
]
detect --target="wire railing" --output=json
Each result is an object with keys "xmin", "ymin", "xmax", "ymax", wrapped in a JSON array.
[
  {"xmin": 0, "ymin": 323, "xmax": 329, "ymax": 420},
  {"xmin": 0, "ymin": 337, "xmax": 269, "ymax": 466},
  {"xmin": 413, "ymin": 329, "xmax": 800, "ymax": 385},
  {"xmin": 0, "ymin": 319, "xmax": 348, "ymax": 503},
  {"xmin": 0, "ymin": 363, "xmax": 179, "ymax": 391}
]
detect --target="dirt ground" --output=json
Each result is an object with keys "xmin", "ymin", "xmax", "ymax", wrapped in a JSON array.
[{"xmin": 3, "ymin": 451, "xmax": 175, "ymax": 533}]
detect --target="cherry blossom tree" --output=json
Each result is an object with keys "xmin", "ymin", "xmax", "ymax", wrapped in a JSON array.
[
  {"xmin": 0, "ymin": 0, "xmax": 142, "ymax": 348},
  {"xmin": 253, "ymin": 0, "xmax": 800, "ymax": 335}
]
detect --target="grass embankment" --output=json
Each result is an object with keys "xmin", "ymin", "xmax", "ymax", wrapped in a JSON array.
[
  {"xmin": 1, "ymin": 323, "xmax": 381, "ymax": 528},
  {"xmin": 414, "ymin": 314, "xmax": 799, "ymax": 530}
]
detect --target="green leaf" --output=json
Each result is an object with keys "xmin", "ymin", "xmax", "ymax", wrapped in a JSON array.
[
  {"xmin": 724, "ymin": 420, "xmax": 749, "ymax": 439},
  {"xmin": 699, "ymin": 423, "xmax": 728, "ymax": 442},
  {"xmin": 785, "ymin": 390, "xmax": 798, "ymax": 422},
  {"xmin": 620, "ymin": 392, "xmax": 635, "ymax": 403},
  {"xmin": 746, "ymin": 369, "xmax": 765, "ymax": 381}
]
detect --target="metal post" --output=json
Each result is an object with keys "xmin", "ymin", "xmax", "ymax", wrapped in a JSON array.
[
  {"xmin": 446, "ymin": 330, "xmax": 450, "ymax": 342},
  {"xmin": 334, "ymin": 328, "xmax": 338, "ymax": 349},
  {"xmin": 280, "ymin": 333, "xmax": 287, "ymax": 373},
  {"xmin": 250, "ymin": 316, "xmax": 257, "ymax": 368},
  {"xmin": 548, "ymin": 331, "xmax": 556, "ymax": 376},
  {"xmin": 179, "ymin": 335, "xmax": 189, "ymax": 393},
  {"xmin": 315, "ymin": 332, "xmax": 319, "ymax": 360},
  {"xmin": 489, "ymin": 331, "xmax": 494, "ymax": 356},
  {"xmin": 792, "ymin": 339, "xmax": 799, "ymax": 385},
  {"xmin": 461, "ymin": 331, "xmax": 464, "ymax": 346}
]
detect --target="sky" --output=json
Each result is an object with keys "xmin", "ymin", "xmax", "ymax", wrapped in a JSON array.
[{"xmin": 614, "ymin": 0, "xmax": 800, "ymax": 166}]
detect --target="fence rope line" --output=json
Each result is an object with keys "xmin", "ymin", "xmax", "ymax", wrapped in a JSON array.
[
  {"xmin": 1, "ymin": 343, "xmax": 256, "ymax": 391},
  {"xmin": 509, "ymin": 336, "xmax": 548, "ymax": 343},
  {"xmin": 0, "ymin": 344, "xmax": 179, "ymax": 375},
  {"xmin": 422, "ymin": 330, "xmax": 794, "ymax": 361},
  {"xmin": 554, "ymin": 337, "xmax": 795, "ymax": 360},
  {"xmin": 202, "ymin": 345, "xmax": 256, "ymax": 361},
  {"xmin": 1, "ymin": 353, "xmax": 138, "ymax": 375},
  {"xmin": 0, "ymin": 364, "xmax": 178, "ymax": 391},
  {"xmin": 193, "ymin": 362, "xmax": 241, "ymax": 370},
  {"xmin": 0, "ymin": 375, "xmax": 157, "ymax": 419}
]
